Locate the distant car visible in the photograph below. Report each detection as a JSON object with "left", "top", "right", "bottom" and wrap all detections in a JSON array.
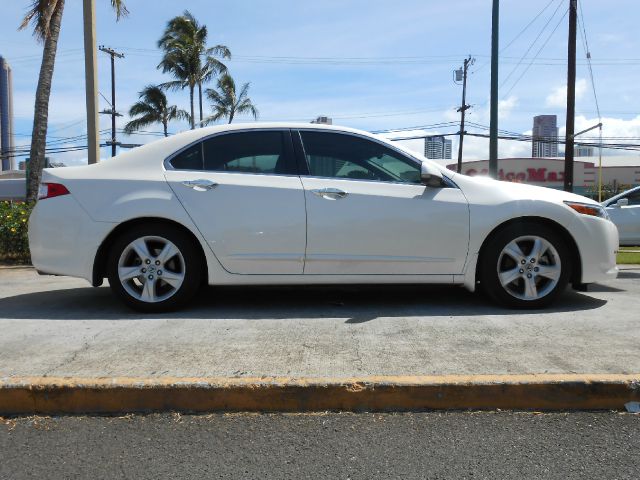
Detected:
[
  {"left": 602, "top": 186, "right": 640, "bottom": 246},
  {"left": 28, "top": 123, "right": 618, "bottom": 312}
]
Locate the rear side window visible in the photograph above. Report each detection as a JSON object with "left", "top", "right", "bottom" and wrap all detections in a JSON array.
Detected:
[
  {"left": 202, "top": 131, "right": 295, "bottom": 175},
  {"left": 170, "top": 143, "right": 203, "bottom": 170}
]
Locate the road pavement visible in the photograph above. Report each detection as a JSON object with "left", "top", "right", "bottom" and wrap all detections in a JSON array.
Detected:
[
  {"left": 1, "top": 412, "right": 638, "bottom": 479},
  {"left": 1, "top": 267, "right": 639, "bottom": 378}
]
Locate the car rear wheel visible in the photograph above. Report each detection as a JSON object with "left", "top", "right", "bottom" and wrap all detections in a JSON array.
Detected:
[
  {"left": 480, "top": 222, "right": 571, "bottom": 308},
  {"left": 107, "top": 224, "right": 202, "bottom": 312}
]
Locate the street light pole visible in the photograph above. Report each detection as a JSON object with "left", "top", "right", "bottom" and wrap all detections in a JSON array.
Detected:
[
  {"left": 489, "top": 0, "right": 499, "bottom": 178},
  {"left": 82, "top": 0, "right": 100, "bottom": 164}
]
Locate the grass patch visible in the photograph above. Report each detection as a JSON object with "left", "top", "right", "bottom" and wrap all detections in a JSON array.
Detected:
[{"left": 617, "top": 247, "right": 640, "bottom": 265}]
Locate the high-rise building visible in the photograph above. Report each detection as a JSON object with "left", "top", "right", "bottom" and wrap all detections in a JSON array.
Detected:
[
  {"left": 0, "top": 55, "right": 15, "bottom": 171},
  {"left": 424, "top": 136, "right": 452, "bottom": 160},
  {"left": 532, "top": 115, "right": 558, "bottom": 158},
  {"left": 574, "top": 145, "right": 594, "bottom": 157},
  {"left": 311, "top": 116, "right": 332, "bottom": 125}
]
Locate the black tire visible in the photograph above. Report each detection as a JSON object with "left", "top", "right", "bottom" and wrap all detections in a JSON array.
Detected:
[
  {"left": 479, "top": 222, "right": 571, "bottom": 309},
  {"left": 106, "top": 223, "right": 203, "bottom": 312}
]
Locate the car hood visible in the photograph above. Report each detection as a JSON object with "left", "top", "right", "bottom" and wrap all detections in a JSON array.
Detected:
[{"left": 451, "top": 173, "right": 599, "bottom": 206}]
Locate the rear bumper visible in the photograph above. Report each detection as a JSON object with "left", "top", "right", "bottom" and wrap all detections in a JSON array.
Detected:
[{"left": 28, "top": 196, "right": 115, "bottom": 283}]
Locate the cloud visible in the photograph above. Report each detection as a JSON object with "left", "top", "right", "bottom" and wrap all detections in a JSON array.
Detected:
[
  {"left": 464, "top": 95, "right": 519, "bottom": 125},
  {"left": 560, "top": 114, "right": 640, "bottom": 156},
  {"left": 545, "top": 79, "right": 587, "bottom": 108}
]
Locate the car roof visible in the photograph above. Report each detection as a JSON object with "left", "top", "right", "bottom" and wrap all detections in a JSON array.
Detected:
[{"left": 93, "top": 122, "right": 449, "bottom": 178}]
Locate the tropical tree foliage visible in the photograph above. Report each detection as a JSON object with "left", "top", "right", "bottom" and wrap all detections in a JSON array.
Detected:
[
  {"left": 204, "top": 73, "right": 258, "bottom": 125},
  {"left": 124, "top": 85, "right": 189, "bottom": 137},
  {"left": 19, "top": 0, "right": 128, "bottom": 203},
  {"left": 157, "top": 11, "right": 230, "bottom": 128},
  {"left": 0, "top": 201, "right": 32, "bottom": 264}
]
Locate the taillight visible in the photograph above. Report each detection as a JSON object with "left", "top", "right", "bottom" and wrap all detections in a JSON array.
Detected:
[{"left": 38, "top": 183, "right": 70, "bottom": 200}]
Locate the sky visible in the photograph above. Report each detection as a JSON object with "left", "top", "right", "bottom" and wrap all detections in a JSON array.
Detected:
[{"left": 2, "top": 0, "right": 640, "bottom": 166}]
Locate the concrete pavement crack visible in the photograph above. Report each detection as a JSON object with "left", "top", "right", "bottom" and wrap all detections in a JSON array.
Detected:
[
  {"left": 349, "top": 327, "right": 364, "bottom": 373},
  {"left": 42, "top": 330, "right": 103, "bottom": 377}
]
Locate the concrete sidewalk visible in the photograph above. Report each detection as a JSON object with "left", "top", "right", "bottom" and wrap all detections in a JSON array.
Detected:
[{"left": 1, "top": 267, "right": 639, "bottom": 413}]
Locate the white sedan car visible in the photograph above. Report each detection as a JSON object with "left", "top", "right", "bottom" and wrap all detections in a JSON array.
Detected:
[
  {"left": 602, "top": 186, "right": 640, "bottom": 246},
  {"left": 29, "top": 123, "right": 618, "bottom": 311}
]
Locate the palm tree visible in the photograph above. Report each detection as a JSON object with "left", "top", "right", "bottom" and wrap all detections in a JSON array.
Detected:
[
  {"left": 123, "top": 85, "right": 190, "bottom": 137},
  {"left": 157, "top": 11, "right": 230, "bottom": 129},
  {"left": 204, "top": 73, "right": 258, "bottom": 125},
  {"left": 19, "top": 0, "right": 128, "bottom": 203}
]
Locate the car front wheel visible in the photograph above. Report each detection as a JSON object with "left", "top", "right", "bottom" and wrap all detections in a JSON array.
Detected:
[
  {"left": 480, "top": 222, "right": 571, "bottom": 308},
  {"left": 106, "top": 224, "right": 202, "bottom": 312}
]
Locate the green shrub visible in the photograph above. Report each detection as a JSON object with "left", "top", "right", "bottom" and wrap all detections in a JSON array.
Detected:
[{"left": 0, "top": 201, "right": 33, "bottom": 264}]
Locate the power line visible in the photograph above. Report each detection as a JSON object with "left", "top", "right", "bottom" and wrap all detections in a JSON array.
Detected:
[
  {"left": 473, "top": 0, "right": 561, "bottom": 74},
  {"left": 578, "top": 3, "right": 601, "bottom": 120},
  {"left": 502, "top": 7, "right": 569, "bottom": 99},
  {"left": 499, "top": 0, "right": 565, "bottom": 90}
]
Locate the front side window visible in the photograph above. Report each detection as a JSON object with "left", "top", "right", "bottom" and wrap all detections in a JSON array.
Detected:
[
  {"left": 299, "top": 131, "right": 421, "bottom": 183},
  {"left": 624, "top": 190, "right": 640, "bottom": 205},
  {"left": 202, "top": 130, "right": 294, "bottom": 175}
]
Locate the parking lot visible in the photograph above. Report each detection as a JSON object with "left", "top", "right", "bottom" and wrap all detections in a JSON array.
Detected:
[{"left": 1, "top": 266, "right": 639, "bottom": 379}]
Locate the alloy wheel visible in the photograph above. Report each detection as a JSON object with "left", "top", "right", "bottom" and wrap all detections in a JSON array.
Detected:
[
  {"left": 117, "top": 236, "right": 186, "bottom": 303},
  {"left": 496, "top": 235, "right": 562, "bottom": 301}
]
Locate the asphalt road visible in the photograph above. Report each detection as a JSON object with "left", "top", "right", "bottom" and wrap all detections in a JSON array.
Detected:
[
  {"left": 1, "top": 267, "right": 640, "bottom": 378},
  {"left": 1, "top": 412, "right": 638, "bottom": 479}
]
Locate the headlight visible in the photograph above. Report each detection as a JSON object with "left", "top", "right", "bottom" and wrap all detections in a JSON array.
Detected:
[{"left": 564, "top": 201, "right": 609, "bottom": 219}]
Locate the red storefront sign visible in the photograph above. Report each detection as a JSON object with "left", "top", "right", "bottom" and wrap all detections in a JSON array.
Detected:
[{"left": 463, "top": 167, "right": 565, "bottom": 183}]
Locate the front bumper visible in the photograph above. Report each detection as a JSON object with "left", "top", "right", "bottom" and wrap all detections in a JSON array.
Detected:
[{"left": 576, "top": 215, "right": 619, "bottom": 284}]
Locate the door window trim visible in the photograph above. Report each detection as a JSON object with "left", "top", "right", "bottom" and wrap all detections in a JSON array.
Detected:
[
  {"left": 294, "top": 128, "right": 456, "bottom": 187},
  {"left": 163, "top": 128, "right": 298, "bottom": 177}
]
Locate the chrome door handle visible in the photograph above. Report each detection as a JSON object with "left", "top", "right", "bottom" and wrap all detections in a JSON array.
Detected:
[
  {"left": 182, "top": 179, "right": 218, "bottom": 191},
  {"left": 311, "top": 187, "right": 348, "bottom": 199}
]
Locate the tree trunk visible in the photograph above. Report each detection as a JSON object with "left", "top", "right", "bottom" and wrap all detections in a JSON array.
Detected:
[
  {"left": 228, "top": 109, "right": 234, "bottom": 124},
  {"left": 197, "top": 81, "right": 203, "bottom": 124},
  {"left": 189, "top": 84, "right": 195, "bottom": 129},
  {"left": 163, "top": 117, "right": 168, "bottom": 137},
  {"left": 26, "top": 0, "right": 65, "bottom": 203}
]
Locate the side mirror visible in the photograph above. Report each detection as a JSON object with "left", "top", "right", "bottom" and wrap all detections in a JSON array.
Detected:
[
  {"left": 616, "top": 198, "right": 629, "bottom": 207},
  {"left": 420, "top": 162, "right": 444, "bottom": 188}
]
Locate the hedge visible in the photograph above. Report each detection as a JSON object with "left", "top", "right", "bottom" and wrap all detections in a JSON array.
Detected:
[{"left": 0, "top": 201, "right": 33, "bottom": 264}]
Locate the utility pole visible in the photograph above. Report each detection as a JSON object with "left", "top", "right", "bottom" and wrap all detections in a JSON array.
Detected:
[
  {"left": 563, "top": 0, "right": 578, "bottom": 192},
  {"left": 99, "top": 46, "right": 125, "bottom": 157},
  {"left": 489, "top": 0, "right": 499, "bottom": 178},
  {"left": 455, "top": 56, "right": 474, "bottom": 173},
  {"left": 83, "top": 0, "right": 100, "bottom": 164}
]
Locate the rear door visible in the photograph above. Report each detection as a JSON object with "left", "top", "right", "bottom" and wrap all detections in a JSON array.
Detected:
[
  {"left": 164, "top": 129, "right": 307, "bottom": 274},
  {"left": 295, "top": 129, "right": 470, "bottom": 275}
]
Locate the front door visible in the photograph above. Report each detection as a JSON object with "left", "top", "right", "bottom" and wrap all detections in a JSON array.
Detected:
[
  {"left": 296, "top": 130, "right": 470, "bottom": 275},
  {"left": 606, "top": 189, "right": 640, "bottom": 245},
  {"left": 165, "top": 129, "right": 306, "bottom": 274}
]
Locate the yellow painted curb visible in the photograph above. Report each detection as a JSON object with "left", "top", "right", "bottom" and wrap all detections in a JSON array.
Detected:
[{"left": 1, "top": 374, "right": 639, "bottom": 415}]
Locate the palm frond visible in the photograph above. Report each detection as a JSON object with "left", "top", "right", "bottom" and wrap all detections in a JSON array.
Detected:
[
  {"left": 19, "top": 0, "right": 61, "bottom": 41},
  {"left": 123, "top": 114, "right": 159, "bottom": 134},
  {"left": 236, "top": 99, "right": 259, "bottom": 120},
  {"left": 158, "top": 79, "right": 187, "bottom": 91},
  {"left": 110, "top": 0, "right": 129, "bottom": 20},
  {"left": 237, "top": 82, "right": 251, "bottom": 102},
  {"left": 208, "top": 45, "right": 231, "bottom": 59}
]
